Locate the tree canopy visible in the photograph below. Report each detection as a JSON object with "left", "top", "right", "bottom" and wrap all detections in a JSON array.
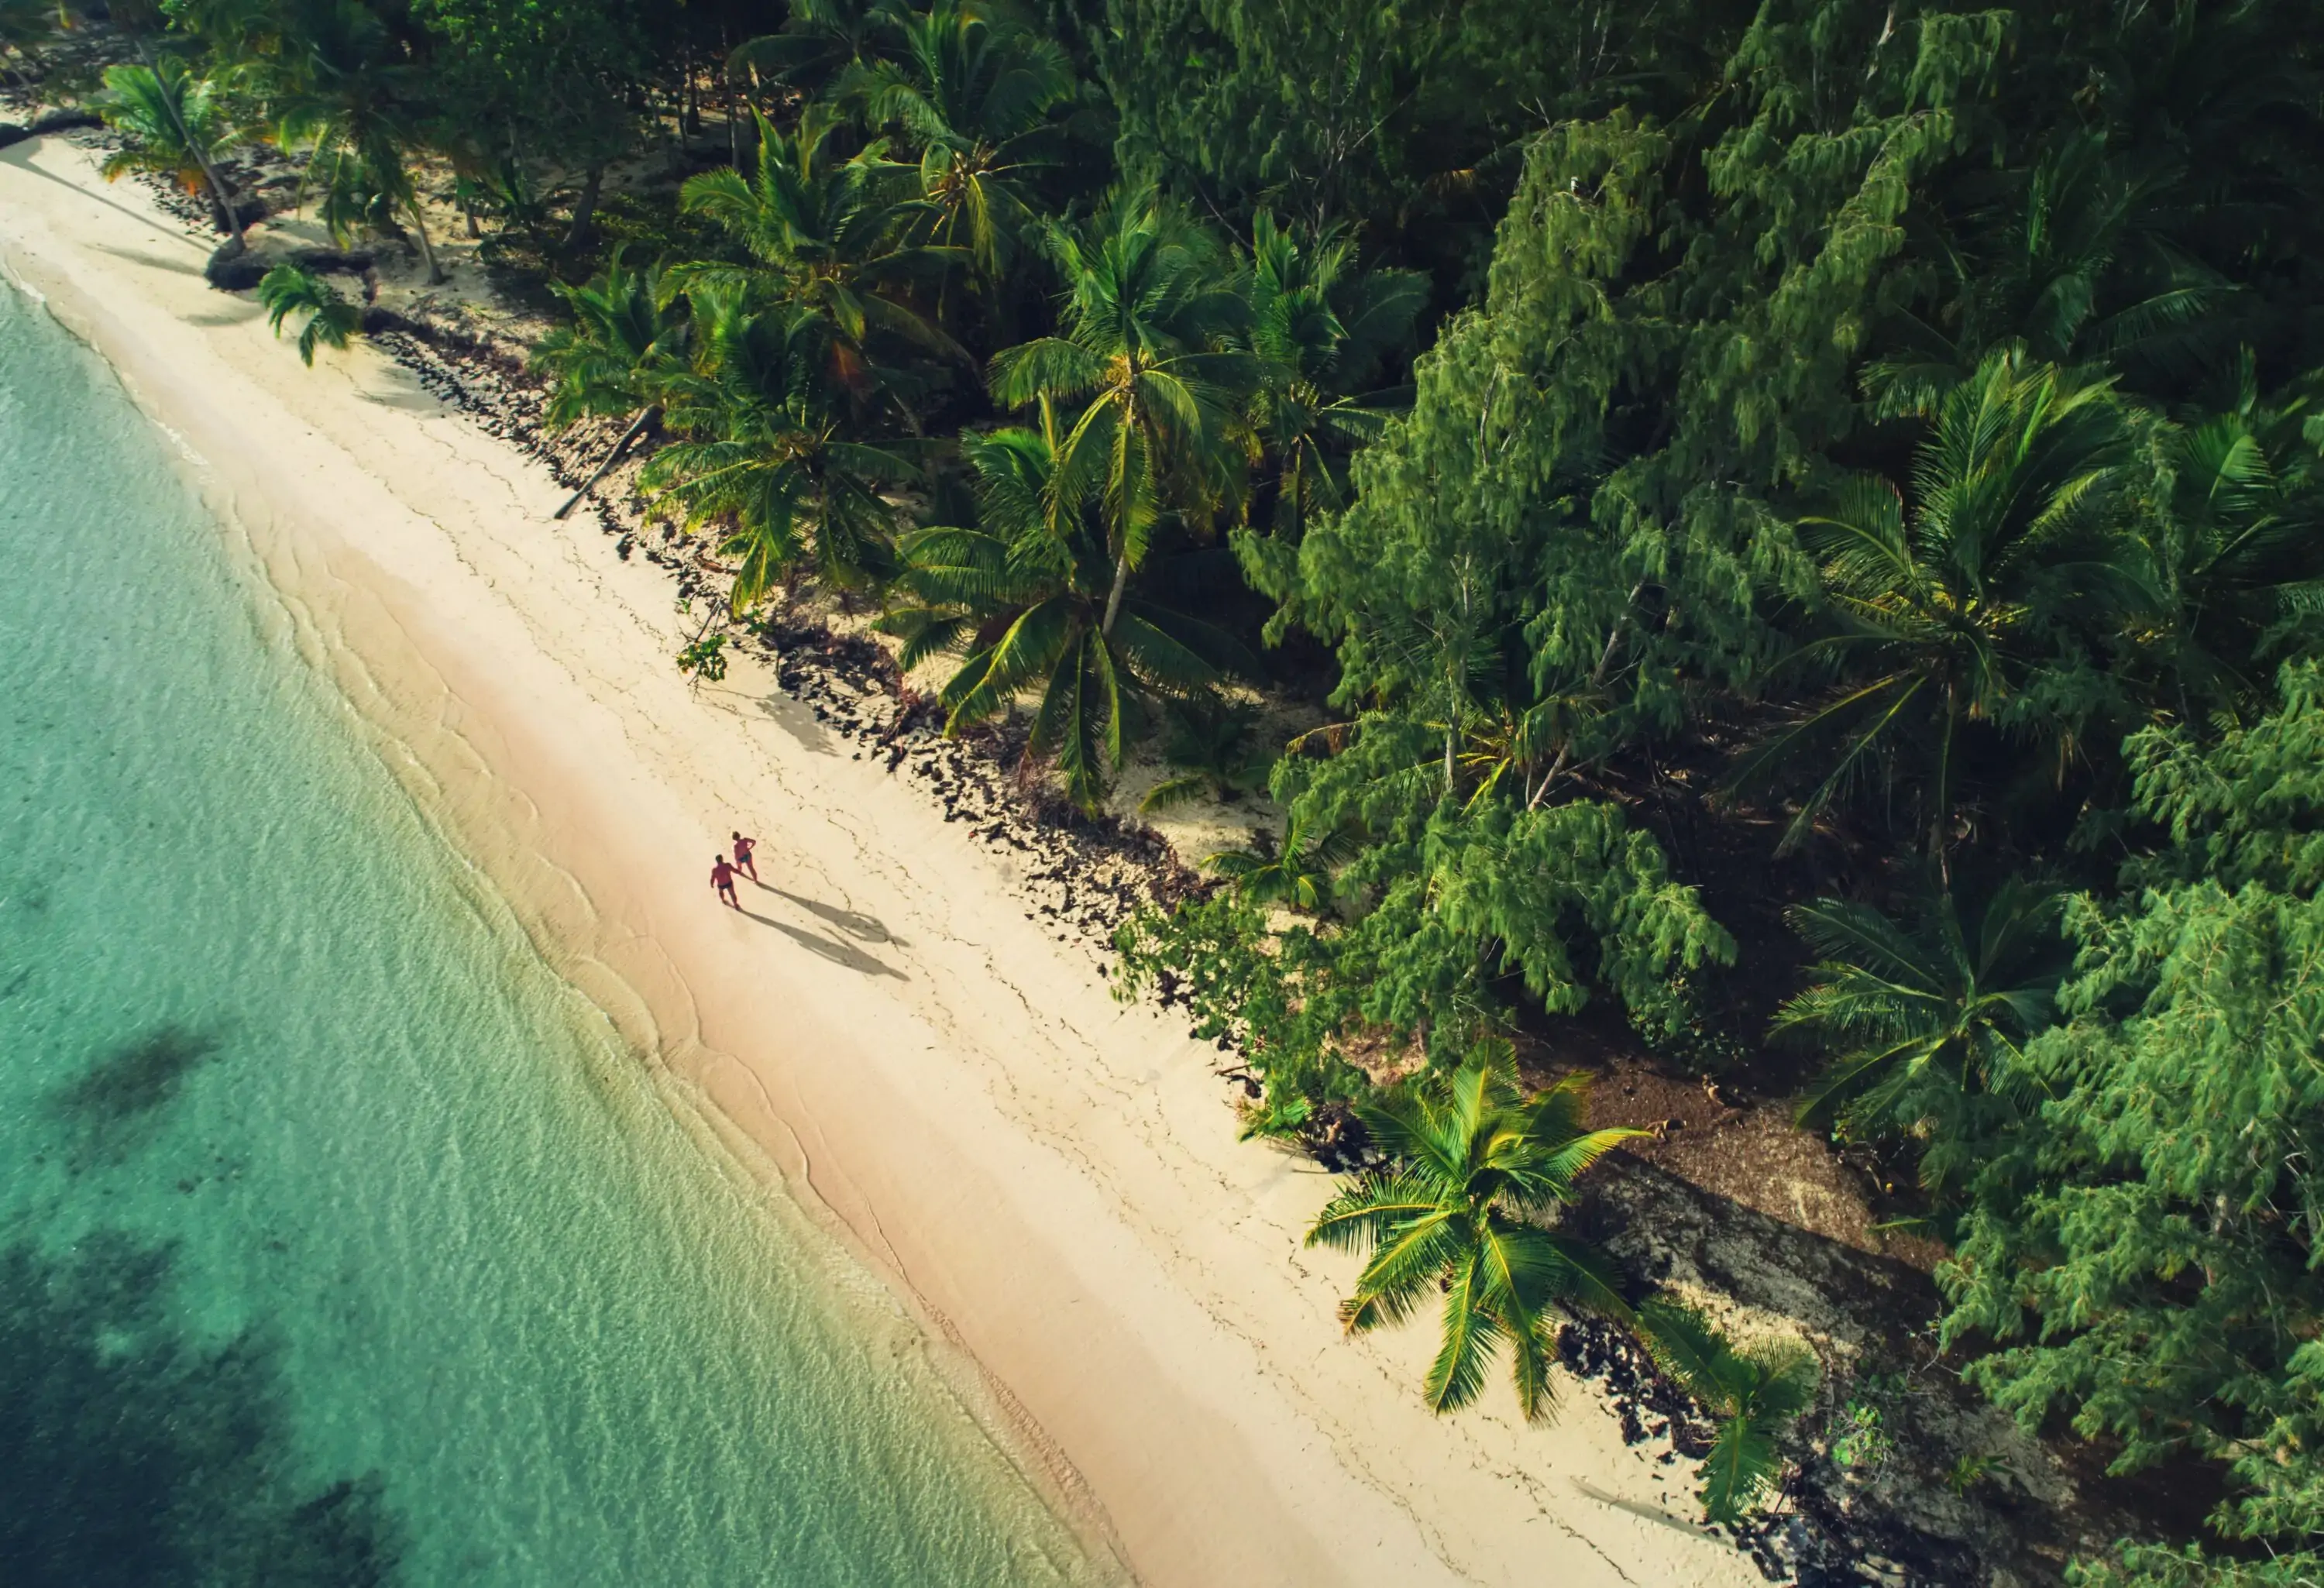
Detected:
[{"left": 125, "top": 0, "right": 2324, "bottom": 1568}]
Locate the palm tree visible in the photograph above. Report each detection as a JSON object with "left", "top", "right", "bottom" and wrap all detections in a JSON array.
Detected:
[
  {"left": 1306, "top": 1047, "right": 1643, "bottom": 1419},
  {"left": 727, "top": 0, "right": 892, "bottom": 98},
  {"left": 1243, "top": 214, "right": 1423, "bottom": 554},
  {"left": 1862, "top": 134, "right": 2239, "bottom": 418},
  {"left": 989, "top": 185, "right": 1252, "bottom": 638},
  {"left": 95, "top": 57, "right": 247, "bottom": 243},
  {"left": 1204, "top": 810, "right": 1355, "bottom": 912},
  {"left": 1635, "top": 1298, "right": 1820, "bottom": 1525},
  {"left": 878, "top": 416, "right": 1246, "bottom": 809},
  {"left": 0, "top": 0, "right": 70, "bottom": 64},
  {"left": 676, "top": 105, "right": 966, "bottom": 396},
  {"left": 256, "top": 263, "right": 359, "bottom": 364},
  {"left": 1138, "top": 696, "right": 1266, "bottom": 813},
  {"left": 641, "top": 290, "right": 920, "bottom": 603},
  {"left": 844, "top": 0, "right": 1075, "bottom": 282},
  {"left": 1772, "top": 875, "right": 2064, "bottom": 1186},
  {"left": 268, "top": 0, "right": 445, "bottom": 283},
  {"left": 1727, "top": 351, "right": 2133, "bottom": 865},
  {"left": 531, "top": 252, "right": 691, "bottom": 519},
  {"left": 2129, "top": 364, "right": 2324, "bottom": 723}
]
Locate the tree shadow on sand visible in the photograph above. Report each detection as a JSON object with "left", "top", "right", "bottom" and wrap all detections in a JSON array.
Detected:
[{"left": 0, "top": 1232, "right": 402, "bottom": 1587}]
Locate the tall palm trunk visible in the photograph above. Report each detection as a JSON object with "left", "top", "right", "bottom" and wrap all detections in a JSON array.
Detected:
[
  {"left": 1930, "top": 689, "right": 1961, "bottom": 884},
  {"left": 1099, "top": 546, "right": 1133, "bottom": 637},
  {"left": 552, "top": 405, "right": 657, "bottom": 520},
  {"left": 406, "top": 193, "right": 443, "bottom": 284},
  {"left": 132, "top": 34, "right": 243, "bottom": 248},
  {"left": 1098, "top": 395, "right": 1146, "bottom": 638},
  {"left": 562, "top": 164, "right": 604, "bottom": 253}
]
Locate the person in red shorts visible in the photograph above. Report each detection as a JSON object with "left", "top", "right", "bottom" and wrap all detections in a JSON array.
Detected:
[
  {"left": 710, "top": 854, "right": 740, "bottom": 909},
  {"left": 731, "top": 831, "right": 759, "bottom": 882}
]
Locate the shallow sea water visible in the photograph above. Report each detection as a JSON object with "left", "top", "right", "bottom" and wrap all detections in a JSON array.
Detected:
[{"left": 0, "top": 277, "right": 1105, "bottom": 1586}]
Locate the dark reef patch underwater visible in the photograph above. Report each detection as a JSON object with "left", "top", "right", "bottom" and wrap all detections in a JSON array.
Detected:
[{"left": 0, "top": 1231, "right": 401, "bottom": 1588}]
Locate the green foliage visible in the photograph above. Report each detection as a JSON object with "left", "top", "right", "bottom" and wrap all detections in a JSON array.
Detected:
[
  {"left": 1112, "top": 889, "right": 1370, "bottom": 1139},
  {"left": 1096, "top": 0, "right": 1675, "bottom": 284},
  {"left": 677, "top": 105, "right": 969, "bottom": 390},
  {"left": 1202, "top": 809, "right": 1352, "bottom": 912},
  {"left": 1307, "top": 1046, "right": 1643, "bottom": 1419},
  {"left": 2068, "top": 1543, "right": 2324, "bottom": 1588},
  {"left": 1729, "top": 352, "right": 2137, "bottom": 861},
  {"left": 255, "top": 263, "right": 359, "bottom": 364},
  {"left": 1774, "top": 875, "right": 2066, "bottom": 1185},
  {"left": 1636, "top": 1297, "right": 1821, "bottom": 1524},
  {"left": 676, "top": 629, "right": 728, "bottom": 685},
  {"left": 878, "top": 418, "right": 1247, "bottom": 808},
  {"left": 989, "top": 184, "right": 1252, "bottom": 626},
  {"left": 641, "top": 287, "right": 920, "bottom": 600},
  {"left": 0, "top": 0, "right": 72, "bottom": 60},
  {"left": 96, "top": 57, "right": 234, "bottom": 199},
  {"left": 1137, "top": 695, "right": 1265, "bottom": 812},
  {"left": 1827, "top": 1394, "right": 1895, "bottom": 1474},
  {"left": 1941, "top": 664, "right": 2324, "bottom": 1554},
  {"left": 160, "top": 0, "right": 2324, "bottom": 1564},
  {"left": 531, "top": 249, "right": 689, "bottom": 426},
  {"left": 2126, "top": 367, "right": 2324, "bottom": 724},
  {"left": 1235, "top": 211, "right": 1422, "bottom": 611},
  {"left": 842, "top": 0, "right": 1078, "bottom": 280},
  {"left": 414, "top": 0, "right": 648, "bottom": 177}
]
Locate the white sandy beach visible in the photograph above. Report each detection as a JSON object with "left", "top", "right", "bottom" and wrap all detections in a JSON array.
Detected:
[{"left": 0, "top": 136, "right": 1772, "bottom": 1588}]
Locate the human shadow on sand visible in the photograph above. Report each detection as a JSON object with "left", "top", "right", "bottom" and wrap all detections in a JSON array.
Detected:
[
  {"left": 760, "top": 887, "right": 902, "bottom": 947},
  {"left": 733, "top": 909, "right": 907, "bottom": 980}
]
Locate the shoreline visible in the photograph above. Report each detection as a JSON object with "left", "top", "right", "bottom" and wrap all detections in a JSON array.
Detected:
[{"left": 0, "top": 135, "right": 1770, "bottom": 1588}]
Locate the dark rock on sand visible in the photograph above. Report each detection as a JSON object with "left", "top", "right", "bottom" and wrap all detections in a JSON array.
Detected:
[{"left": 208, "top": 241, "right": 376, "bottom": 291}]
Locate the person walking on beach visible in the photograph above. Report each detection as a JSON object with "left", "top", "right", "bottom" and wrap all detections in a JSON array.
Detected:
[
  {"left": 710, "top": 854, "right": 740, "bottom": 909},
  {"left": 731, "top": 832, "right": 759, "bottom": 882}
]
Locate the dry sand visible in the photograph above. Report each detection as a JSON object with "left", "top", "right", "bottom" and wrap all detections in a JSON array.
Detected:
[{"left": 0, "top": 136, "right": 1774, "bottom": 1588}]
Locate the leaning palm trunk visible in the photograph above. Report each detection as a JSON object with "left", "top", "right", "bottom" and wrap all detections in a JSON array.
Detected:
[
  {"left": 131, "top": 35, "right": 243, "bottom": 247},
  {"left": 405, "top": 194, "right": 442, "bottom": 284},
  {"left": 1098, "top": 548, "right": 1133, "bottom": 637},
  {"left": 552, "top": 405, "right": 657, "bottom": 520}
]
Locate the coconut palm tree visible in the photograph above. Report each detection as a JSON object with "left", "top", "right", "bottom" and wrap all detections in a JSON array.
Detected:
[
  {"left": 676, "top": 105, "right": 967, "bottom": 396},
  {"left": 1139, "top": 696, "right": 1266, "bottom": 813},
  {"left": 844, "top": 0, "right": 1075, "bottom": 282},
  {"left": 1727, "top": 350, "right": 2135, "bottom": 865},
  {"left": 1773, "top": 875, "right": 2064, "bottom": 1186},
  {"left": 95, "top": 57, "right": 247, "bottom": 242},
  {"left": 641, "top": 290, "right": 920, "bottom": 602},
  {"left": 988, "top": 186, "right": 1252, "bottom": 638},
  {"left": 878, "top": 414, "right": 1246, "bottom": 809},
  {"left": 727, "top": 0, "right": 892, "bottom": 98},
  {"left": 268, "top": 0, "right": 445, "bottom": 283},
  {"left": 1307, "top": 1046, "right": 1643, "bottom": 1419},
  {"left": 2129, "top": 363, "right": 2324, "bottom": 724},
  {"left": 256, "top": 263, "right": 359, "bottom": 364},
  {"left": 1204, "top": 810, "right": 1356, "bottom": 912},
  {"left": 0, "top": 0, "right": 69, "bottom": 64},
  {"left": 531, "top": 252, "right": 691, "bottom": 519},
  {"left": 1636, "top": 1297, "right": 1820, "bottom": 1525},
  {"left": 1243, "top": 213, "right": 1423, "bottom": 552}
]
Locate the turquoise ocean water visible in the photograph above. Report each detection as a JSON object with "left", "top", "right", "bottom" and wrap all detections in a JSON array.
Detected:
[{"left": 0, "top": 278, "right": 1105, "bottom": 1586}]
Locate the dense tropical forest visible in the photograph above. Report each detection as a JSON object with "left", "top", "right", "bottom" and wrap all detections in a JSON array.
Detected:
[{"left": 11, "top": 0, "right": 2324, "bottom": 1576}]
